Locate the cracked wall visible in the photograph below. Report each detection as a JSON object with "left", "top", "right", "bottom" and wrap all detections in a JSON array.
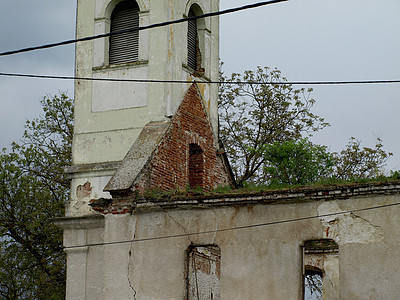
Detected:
[
  {"left": 63, "top": 194, "right": 400, "bottom": 299},
  {"left": 317, "top": 201, "right": 384, "bottom": 245}
]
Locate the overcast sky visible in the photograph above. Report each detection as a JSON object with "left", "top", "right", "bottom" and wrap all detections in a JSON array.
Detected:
[{"left": 1, "top": 0, "right": 399, "bottom": 170}]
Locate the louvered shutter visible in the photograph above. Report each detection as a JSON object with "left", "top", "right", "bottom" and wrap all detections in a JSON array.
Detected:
[
  {"left": 187, "top": 10, "right": 198, "bottom": 71},
  {"left": 109, "top": 1, "right": 139, "bottom": 65}
]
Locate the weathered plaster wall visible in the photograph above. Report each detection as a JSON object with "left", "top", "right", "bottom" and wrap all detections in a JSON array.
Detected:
[
  {"left": 73, "top": 0, "right": 219, "bottom": 166},
  {"left": 70, "top": 0, "right": 220, "bottom": 216},
  {"left": 60, "top": 191, "right": 400, "bottom": 299}
]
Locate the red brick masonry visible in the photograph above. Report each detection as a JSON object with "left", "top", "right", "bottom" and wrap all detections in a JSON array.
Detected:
[{"left": 133, "top": 83, "right": 231, "bottom": 193}]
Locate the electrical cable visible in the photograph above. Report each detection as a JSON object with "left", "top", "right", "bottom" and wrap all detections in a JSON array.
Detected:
[
  {"left": 1, "top": 72, "right": 399, "bottom": 85},
  {"left": 63, "top": 200, "right": 400, "bottom": 250},
  {"left": 0, "top": 0, "right": 288, "bottom": 57},
  {"left": 1, "top": 0, "right": 398, "bottom": 251}
]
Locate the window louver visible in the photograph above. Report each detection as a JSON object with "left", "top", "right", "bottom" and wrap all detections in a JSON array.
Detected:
[
  {"left": 109, "top": 1, "right": 139, "bottom": 65},
  {"left": 187, "top": 10, "right": 198, "bottom": 71}
]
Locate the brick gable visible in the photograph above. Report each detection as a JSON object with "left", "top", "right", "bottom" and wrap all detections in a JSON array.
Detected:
[
  {"left": 134, "top": 83, "right": 231, "bottom": 192},
  {"left": 105, "top": 83, "right": 233, "bottom": 198}
]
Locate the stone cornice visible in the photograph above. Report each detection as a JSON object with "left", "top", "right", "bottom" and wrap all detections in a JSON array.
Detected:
[{"left": 89, "top": 180, "right": 400, "bottom": 215}]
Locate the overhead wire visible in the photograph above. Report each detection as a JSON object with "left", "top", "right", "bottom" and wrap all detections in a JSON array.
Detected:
[
  {"left": 0, "top": 0, "right": 288, "bottom": 57},
  {"left": 63, "top": 200, "right": 400, "bottom": 250},
  {"left": 0, "top": 72, "right": 399, "bottom": 85},
  {"left": 1, "top": 0, "right": 398, "bottom": 86}
]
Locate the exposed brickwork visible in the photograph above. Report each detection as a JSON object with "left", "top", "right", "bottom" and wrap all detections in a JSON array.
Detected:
[
  {"left": 186, "top": 246, "right": 221, "bottom": 300},
  {"left": 134, "top": 83, "right": 231, "bottom": 193},
  {"left": 189, "top": 143, "right": 204, "bottom": 188},
  {"left": 89, "top": 198, "right": 133, "bottom": 215}
]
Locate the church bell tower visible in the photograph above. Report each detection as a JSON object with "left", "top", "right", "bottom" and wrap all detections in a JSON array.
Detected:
[{"left": 67, "top": 0, "right": 221, "bottom": 216}]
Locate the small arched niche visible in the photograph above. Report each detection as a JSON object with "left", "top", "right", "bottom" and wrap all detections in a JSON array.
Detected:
[{"left": 189, "top": 143, "right": 204, "bottom": 189}]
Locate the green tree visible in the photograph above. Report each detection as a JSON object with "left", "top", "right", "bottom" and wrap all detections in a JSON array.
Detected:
[
  {"left": 261, "top": 138, "right": 392, "bottom": 187},
  {"left": 263, "top": 138, "right": 335, "bottom": 185},
  {"left": 334, "top": 137, "right": 392, "bottom": 180},
  {"left": 219, "top": 65, "right": 393, "bottom": 186},
  {"left": 219, "top": 66, "right": 328, "bottom": 185},
  {"left": 0, "top": 93, "right": 73, "bottom": 299}
]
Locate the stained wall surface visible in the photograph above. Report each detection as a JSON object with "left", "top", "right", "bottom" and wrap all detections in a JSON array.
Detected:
[
  {"left": 73, "top": 0, "right": 220, "bottom": 166},
  {"left": 60, "top": 192, "right": 400, "bottom": 300}
]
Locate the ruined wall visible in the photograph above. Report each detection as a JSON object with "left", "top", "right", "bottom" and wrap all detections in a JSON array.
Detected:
[{"left": 60, "top": 185, "right": 400, "bottom": 299}]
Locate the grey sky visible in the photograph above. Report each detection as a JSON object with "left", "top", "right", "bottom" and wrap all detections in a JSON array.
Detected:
[
  {"left": 1, "top": 0, "right": 399, "bottom": 170},
  {"left": 0, "top": 0, "right": 76, "bottom": 151}
]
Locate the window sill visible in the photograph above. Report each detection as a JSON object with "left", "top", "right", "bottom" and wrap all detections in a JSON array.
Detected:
[
  {"left": 93, "top": 60, "right": 148, "bottom": 72},
  {"left": 182, "top": 64, "right": 211, "bottom": 82}
]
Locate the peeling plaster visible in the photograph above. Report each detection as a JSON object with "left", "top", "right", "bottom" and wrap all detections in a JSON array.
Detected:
[
  {"left": 76, "top": 182, "right": 92, "bottom": 199},
  {"left": 324, "top": 257, "right": 339, "bottom": 293},
  {"left": 72, "top": 200, "right": 87, "bottom": 212},
  {"left": 318, "top": 202, "right": 384, "bottom": 245},
  {"left": 188, "top": 246, "right": 221, "bottom": 299}
]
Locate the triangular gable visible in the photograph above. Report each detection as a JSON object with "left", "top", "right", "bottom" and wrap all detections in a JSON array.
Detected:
[{"left": 105, "top": 83, "right": 233, "bottom": 195}]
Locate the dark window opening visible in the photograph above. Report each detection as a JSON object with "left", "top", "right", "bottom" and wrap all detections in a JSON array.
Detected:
[
  {"left": 304, "top": 267, "right": 323, "bottom": 300},
  {"left": 109, "top": 0, "right": 140, "bottom": 65},
  {"left": 189, "top": 143, "right": 204, "bottom": 189}
]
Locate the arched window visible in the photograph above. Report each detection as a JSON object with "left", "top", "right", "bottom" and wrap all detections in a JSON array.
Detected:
[
  {"left": 109, "top": 0, "right": 140, "bottom": 65},
  {"left": 189, "top": 143, "right": 204, "bottom": 189},
  {"left": 304, "top": 266, "right": 323, "bottom": 300},
  {"left": 187, "top": 8, "right": 198, "bottom": 71},
  {"left": 187, "top": 5, "right": 205, "bottom": 74}
]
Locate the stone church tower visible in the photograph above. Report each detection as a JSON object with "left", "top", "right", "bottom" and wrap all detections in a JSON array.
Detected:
[{"left": 67, "top": 0, "right": 227, "bottom": 217}]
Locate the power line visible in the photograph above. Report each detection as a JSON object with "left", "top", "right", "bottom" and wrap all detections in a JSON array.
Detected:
[
  {"left": 1, "top": 72, "right": 399, "bottom": 86},
  {"left": 0, "top": 0, "right": 288, "bottom": 57},
  {"left": 63, "top": 200, "right": 400, "bottom": 250}
]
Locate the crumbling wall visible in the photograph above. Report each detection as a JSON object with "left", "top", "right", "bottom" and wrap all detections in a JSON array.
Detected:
[
  {"left": 186, "top": 246, "right": 221, "bottom": 300},
  {"left": 62, "top": 186, "right": 400, "bottom": 299}
]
